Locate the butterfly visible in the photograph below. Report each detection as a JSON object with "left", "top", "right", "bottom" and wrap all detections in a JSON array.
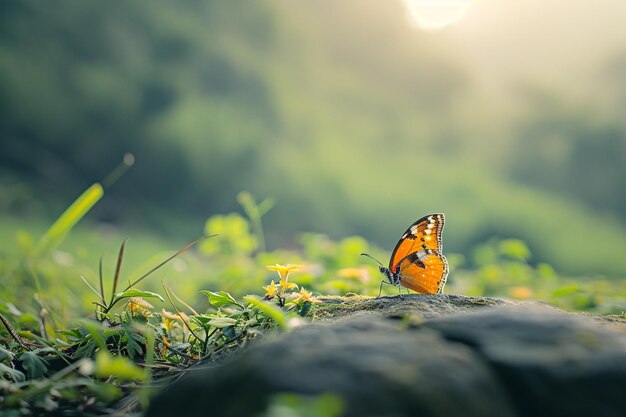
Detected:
[{"left": 363, "top": 213, "right": 448, "bottom": 295}]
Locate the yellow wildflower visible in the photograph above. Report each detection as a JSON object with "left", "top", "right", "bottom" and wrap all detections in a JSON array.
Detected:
[
  {"left": 265, "top": 264, "right": 302, "bottom": 280},
  {"left": 161, "top": 308, "right": 189, "bottom": 329},
  {"left": 161, "top": 336, "right": 170, "bottom": 356},
  {"left": 161, "top": 309, "right": 180, "bottom": 320},
  {"left": 263, "top": 280, "right": 279, "bottom": 298},
  {"left": 279, "top": 278, "right": 298, "bottom": 291},
  {"left": 292, "top": 287, "right": 321, "bottom": 305},
  {"left": 266, "top": 264, "right": 301, "bottom": 296},
  {"left": 127, "top": 297, "right": 153, "bottom": 317}
]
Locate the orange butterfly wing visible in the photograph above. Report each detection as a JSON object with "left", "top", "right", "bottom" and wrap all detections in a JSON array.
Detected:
[
  {"left": 389, "top": 213, "right": 445, "bottom": 269},
  {"left": 388, "top": 213, "right": 448, "bottom": 294},
  {"left": 395, "top": 250, "right": 448, "bottom": 294}
]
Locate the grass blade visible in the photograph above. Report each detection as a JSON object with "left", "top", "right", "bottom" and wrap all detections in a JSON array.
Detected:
[
  {"left": 80, "top": 275, "right": 104, "bottom": 302},
  {"left": 125, "top": 236, "right": 212, "bottom": 290},
  {"left": 171, "top": 288, "right": 199, "bottom": 315},
  {"left": 99, "top": 256, "right": 105, "bottom": 305},
  {"left": 110, "top": 239, "right": 128, "bottom": 305},
  {"left": 37, "top": 183, "right": 104, "bottom": 254},
  {"left": 162, "top": 283, "right": 201, "bottom": 343},
  {"left": 0, "top": 312, "right": 28, "bottom": 349},
  {"left": 102, "top": 236, "right": 215, "bottom": 315}
]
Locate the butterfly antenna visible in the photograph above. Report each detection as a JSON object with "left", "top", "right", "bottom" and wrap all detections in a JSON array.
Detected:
[{"left": 360, "top": 253, "right": 384, "bottom": 268}]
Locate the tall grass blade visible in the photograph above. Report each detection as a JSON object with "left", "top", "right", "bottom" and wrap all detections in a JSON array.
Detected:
[
  {"left": 162, "top": 283, "right": 201, "bottom": 342},
  {"left": 37, "top": 183, "right": 104, "bottom": 254},
  {"left": 0, "top": 312, "right": 28, "bottom": 349},
  {"left": 99, "top": 257, "right": 105, "bottom": 305},
  {"left": 102, "top": 153, "right": 135, "bottom": 189},
  {"left": 110, "top": 239, "right": 128, "bottom": 305},
  {"left": 80, "top": 275, "right": 104, "bottom": 302},
  {"left": 125, "top": 236, "right": 211, "bottom": 290}
]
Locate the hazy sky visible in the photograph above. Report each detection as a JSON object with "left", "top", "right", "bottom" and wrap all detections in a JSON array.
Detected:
[{"left": 439, "top": 0, "right": 626, "bottom": 98}]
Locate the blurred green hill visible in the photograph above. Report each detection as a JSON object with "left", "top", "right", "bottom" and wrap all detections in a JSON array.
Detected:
[{"left": 1, "top": 0, "right": 626, "bottom": 277}]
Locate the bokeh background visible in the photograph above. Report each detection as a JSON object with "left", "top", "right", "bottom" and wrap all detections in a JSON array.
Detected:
[{"left": 1, "top": 0, "right": 626, "bottom": 289}]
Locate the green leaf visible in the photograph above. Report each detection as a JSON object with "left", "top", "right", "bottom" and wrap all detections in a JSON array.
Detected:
[
  {"left": 201, "top": 291, "right": 241, "bottom": 308},
  {"left": 94, "top": 351, "right": 146, "bottom": 381},
  {"left": 208, "top": 317, "right": 238, "bottom": 328},
  {"left": 57, "top": 328, "right": 83, "bottom": 339},
  {"left": 123, "top": 325, "right": 144, "bottom": 359},
  {"left": 0, "top": 346, "right": 14, "bottom": 362},
  {"left": 244, "top": 296, "right": 288, "bottom": 330},
  {"left": 74, "top": 343, "right": 97, "bottom": 360},
  {"left": 298, "top": 301, "right": 312, "bottom": 317},
  {"left": 77, "top": 320, "right": 108, "bottom": 350},
  {"left": 222, "top": 326, "right": 237, "bottom": 339},
  {"left": 114, "top": 289, "right": 164, "bottom": 303},
  {"left": 189, "top": 314, "right": 220, "bottom": 326},
  {"left": 18, "top": 351, "right": 49, "bottom": 379},
  {"left": 190, "top": 314, "right": 211, "bottom": 324},
  {"left": 0, "top": 363, "right": 25, "bottom": 382}
]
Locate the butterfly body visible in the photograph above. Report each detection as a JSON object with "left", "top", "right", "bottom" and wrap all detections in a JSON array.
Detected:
[{"left": 381, "top": 213, "right": 449, "bottom": 294}]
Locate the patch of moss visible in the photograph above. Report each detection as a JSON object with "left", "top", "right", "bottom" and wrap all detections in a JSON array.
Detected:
[{"left": 311, "top": 294, "right": 512, "bottom": 321}]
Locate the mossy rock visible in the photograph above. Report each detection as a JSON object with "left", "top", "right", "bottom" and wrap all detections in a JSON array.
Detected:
[{"left": 147, "top": 295, "right": 626, "bottom": 417}]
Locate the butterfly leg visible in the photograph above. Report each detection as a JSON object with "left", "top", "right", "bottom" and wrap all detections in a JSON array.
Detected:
[{"left": 376, "top": 280, "right": 395, "bottom": 298}]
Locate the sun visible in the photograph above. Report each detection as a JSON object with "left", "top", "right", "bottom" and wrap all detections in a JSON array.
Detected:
[{"left": 403, "top": 0, "right": 472, "bottom": 31}]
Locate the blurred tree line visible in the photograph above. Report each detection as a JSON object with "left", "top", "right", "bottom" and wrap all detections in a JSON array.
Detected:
[
  {"left": 0, "top": 1, "right": 277, "bottom": 223},
  {"left": 509, "top": 100, "right": 626, "bottom": 221}
]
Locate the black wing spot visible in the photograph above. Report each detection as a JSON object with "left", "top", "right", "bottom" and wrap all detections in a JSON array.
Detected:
[{"left": 407, "top": 253, "right": 426, "bottom": 269}]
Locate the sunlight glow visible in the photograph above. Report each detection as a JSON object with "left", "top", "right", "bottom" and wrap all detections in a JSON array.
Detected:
[{"left": 403, "top": 0, "right": 471, "bottom": 31}]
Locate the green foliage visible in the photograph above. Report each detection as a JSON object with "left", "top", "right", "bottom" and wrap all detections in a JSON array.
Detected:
[
  {"left": 201, "top": 290, "right": 242, "bottom": 309},
  {"left": 0, "top": 363, "right": 25, "bottom": 382},
  {"left": 114, "top": 289, "right": 164, "bottom": 304},
  {"left": 244, "top": 296, "right": 289, "bottom": 330},
  {"left": 237, "top": 191, "right": 274, "bottom": 253},
  {"left": 451, "top": 238, "right": 625, "bottom": 314},
  {"left": 202, "top": 213, "right": 257, "bottom": 256},
  {"left": 18, "top": 350, "right": 49, "bottom": 379}
]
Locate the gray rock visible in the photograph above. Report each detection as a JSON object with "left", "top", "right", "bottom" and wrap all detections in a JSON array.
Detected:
[
  {"left": 424, "top": 305, "right": 626, "bottom": 417},
  {"left": 146, "top": 295, "right": 626, "bottom": 417}
]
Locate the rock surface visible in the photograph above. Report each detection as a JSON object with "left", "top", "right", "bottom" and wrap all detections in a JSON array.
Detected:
[
  {"left": 313, "top": 293, "right": 513, "bottom": 320},
  {"left": 146, "top": 294, "right": 626, "bottom": 417}
]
